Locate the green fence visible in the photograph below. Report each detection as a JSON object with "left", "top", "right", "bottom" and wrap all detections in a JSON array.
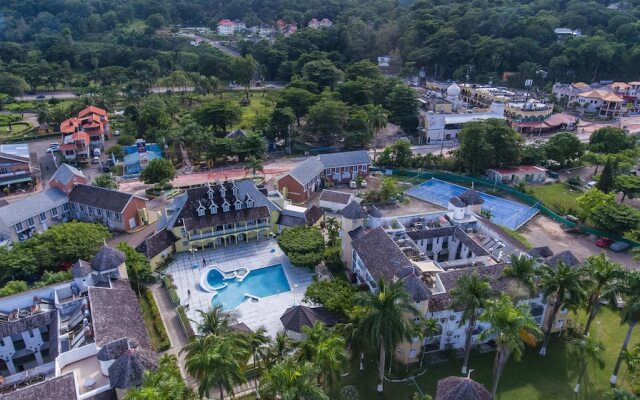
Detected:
[{"left": 374, "top": 167, "right": 639, "bottom": 247}]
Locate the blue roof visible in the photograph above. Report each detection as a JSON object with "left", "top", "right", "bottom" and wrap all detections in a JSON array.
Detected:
[{"left": 0, "top": 143, "right": 30, "bottom": 160}]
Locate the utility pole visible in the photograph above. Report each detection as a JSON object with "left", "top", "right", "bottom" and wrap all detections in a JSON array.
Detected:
[{"left": 287, "top": 124, "right": 292, "bottom": 155}]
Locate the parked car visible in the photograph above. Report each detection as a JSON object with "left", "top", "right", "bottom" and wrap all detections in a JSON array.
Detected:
[
  {"left": 610, "top": 241, "right": 631, "bottom": 252},
  {"left": 36, "top": 95, "right": 45, "bottom": 99},
  {"left": 360, "top": 180, "right": 368, "bottom": 188},
  {"left": 596, "top": 237, "right": 614, "bottom": 248},
  {"left": 349, "top": 180, "right": 357, "bottom": 189},
  {"left": 586, "top": 181, "right": 597, "bottom": 189},
  {"left": 114, "top": 130, "right": 120, "bottom": 136},
  {"left": 92, "top": 156, "right": 99, "bottom": 164},
  {"left": 49, "top": 142, "right": 60, "bottom": 147}
]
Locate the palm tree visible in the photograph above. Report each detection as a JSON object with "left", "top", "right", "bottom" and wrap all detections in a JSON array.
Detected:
[
  {"left": 583, "top": 253, "right": 623, "bottom": 336},
  {"left": 259, "top": 358, "right": 329, "bottom": 400},
  {"left": 450, "top": 272, "right": 493, "bottom": 374},
  {"left": 480, "top": 208, "right": 493, "bottom": 220},
  {"left": 267, "top": 331, "right": 296, "bottom": 366},
  {"left": 193, "top": 304, "right": 239, "bottom": 336},
  {"left": 355, "top": 279, "right": 420, "bottom": 392},
  {"left": 611, "top": 271, "right": 640, "bottom": 386},
  {"left": 366, "top": 104, "right": 388, "bottom": 140},
  {"left": 324, "top": 217, "right": 340, "bottom": 246},
  {"left": 296, "top": 322, "right": 347, "bottom": 388},
  {"left": 335, "top": 313, "right": 366, "bottom": 371},
  {"left": 244, "top": 156, "right": 264, "bottom": 178},
  {"left": 479, "top": 294, "right": 543, "bottom": 397},
  {"left": 247, "top": 327, "right": 271, "bottom": 398},
  {"left": 573, "top": 337, "right": 605, "bottom": 395},
  {"left": 419, "top": 318, "right": 440, "bottom": 368},
  {"left": 537, "top": 261, "right": 586, "bottom": 355},
  {"left": 125, "top": 355, "right": 195, "bottom": 400},
  {"left": 502, "top": 253, "right": 538, "bottom": 296},
  {"left": 182, "top": 334, "right": 250, "bottom": 399},
  {"left": 604, "top": 388, "right": 638, "bottom": 400}
]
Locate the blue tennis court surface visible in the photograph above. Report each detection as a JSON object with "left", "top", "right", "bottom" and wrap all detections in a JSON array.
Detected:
[{"left": 405, "top": 179, "right": 539, "bottom": 230}]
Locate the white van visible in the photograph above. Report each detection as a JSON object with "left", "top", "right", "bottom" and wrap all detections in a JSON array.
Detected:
[
  {"left": 586, "top": 181, "right": 597, "bottom": 189},
  {"left": 93, "top": 148, "right": 101, "bottom": 157}
]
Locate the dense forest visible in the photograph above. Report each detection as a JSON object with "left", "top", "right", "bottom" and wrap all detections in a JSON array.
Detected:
[{"left": 2, "top": 0, "right": 640, "bottom": 92}]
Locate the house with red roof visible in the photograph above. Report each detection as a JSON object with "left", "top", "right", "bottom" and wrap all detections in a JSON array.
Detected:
[
  {"left": 217, "top": 19, "right": 236, "bottom": 35},
  {"left": 59, "top": 106, "right": 110, "bottom": 164}
]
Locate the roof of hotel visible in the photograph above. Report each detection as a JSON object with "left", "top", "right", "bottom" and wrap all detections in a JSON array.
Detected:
[
  {"left": 407, "top": 227, "right": 490, "bottom": 257},
  {"left": 108, "top": 345, "right": 159, "bottom": 389},
  {"left": 69, "top": 184, "right": 144, "bottom": 213},
  {"left": 459, "top": 188, "right": 484, "bottom": 205},
  {"left": 286, "top": 156, "right": 325, "bottom": 186},
  {"left": 135, "top": 229, "right": 177, "bottom": 259},
  {"left": 319, "top": 189, "right": 352, "bottom": 204},
  {"left": 352, "top": 227, "right": 414, "bottom": 282},
  {"left": 318, "top": 150, "right": 371, "bottom": 168},
  {"left": 71, "top": 259, "right": 92, "bottom": 278},
  {"left": 578, "top": 89, "right": 623, "bottom": 102},
  {"left": 367, "top": 205, "right": 383, "bottom": 218},
  {"left": 280, "top": 305, "right": 340, "bottom": 333},
  {"left": 0, "top": 188, "right": 68, "bottom": 226},
  {"left": 341, "top": 201, "right": 368, "bottom": 219},
  {"left": 0, "top": 143, "right": 30, "bottom": 161},
  {"left": 545, "top": 250, "right": 580, "bottom": 267},
  {"left": 91, "top": 245, "right": 126, "bottom": 272},
  {"left": 78, "top": 105, "right": 107, "bottom": 118},
  {"left": 1, "top": 373, "right": 77, "bottom": 400}
]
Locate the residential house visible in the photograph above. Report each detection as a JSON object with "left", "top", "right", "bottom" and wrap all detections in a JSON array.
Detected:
[
  {"left": 276, "top": 204, "right": 323, "bottom": 231},
  {"left": 68, "top": 184, "right": 149, "bottom": 232},
  {"left": 217, "top": 19, "right": 235, "bottom": 35},
  {"left": 0, "top": 245, "right": 158, "bottom": 399},
  {"left": 48, "top": 164, "right": 88, "bottom": 195},
  {"left": 0, "top": 143, "right": 36, "bottom": 190},
  {"left": 488, "top": 165, "right": 547, "bottom": 184},
  {"left": 135, "top": 229, "right": 178, "bottom": 269},
  {"left": 577, "top": 90, "right": 624, "bottom": 117},
  {"left": 552, "top": 82, "right": 592, "bottom": 105},
  {"left": 554, "top": 28, "right": 582, "bottom": 40},
  {"left": 0, "top": 188, "right": 71, "bottom": 242},
  {"left": 319, "top": 189, "right": 355, "bottom": 213},
  {"left": 168, "top": 180, "right": 281, "bottom": 252},
  {"left": 60, "top": 132, "right": 91, "bottom": 165},
  {"left": 60, "top": 106, "right": 109, "bottom": 165},
  {"left": 277, "top": 150, "right": 371, "bottom": 203}
]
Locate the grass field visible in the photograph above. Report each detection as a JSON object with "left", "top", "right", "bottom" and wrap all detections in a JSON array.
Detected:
[
  {"left": 329, "top": 308, "right": 637, "bottom": 400},
  {"left": 0, "top": 122, "right": 32, "bottom": 138},
  {"left": 527, "top": 183, "right": 581, "bottom": 214}
]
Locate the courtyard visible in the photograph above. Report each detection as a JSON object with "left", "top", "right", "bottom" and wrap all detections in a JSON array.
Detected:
[{"left": 165, "top": 239, "right": 315, "bottom": 337}]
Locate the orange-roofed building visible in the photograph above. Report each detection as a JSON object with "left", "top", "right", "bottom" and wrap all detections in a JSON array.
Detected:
[
  {"left": 59, "top": 105, "right": 110, "bottom": 164},
  {"left": 577, "top": 89, "right": 623, "bottom": 118},
  {"left": 61, "top": 132, "right": 91, "bottom": 164},
  {"left": 78, "top": 105, "right": 107, "bottom": 119}
]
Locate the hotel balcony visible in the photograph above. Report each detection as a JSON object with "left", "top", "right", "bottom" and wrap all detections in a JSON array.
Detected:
[{"left": 189, "top": 222, "right": 269, "bottom": 241}]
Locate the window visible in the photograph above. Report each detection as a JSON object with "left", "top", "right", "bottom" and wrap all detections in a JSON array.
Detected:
[
  {"left": 87, "top": 207, "right": 94, "bottom": 215},
  {"left": 352, "top": 165, "right": 358, "bottom": 171},
  {"left": 232, "top": 187, "right": 238, "bottom": 195},
  {"left": 360, "top": 164, "right": 367, "bottom": 171},
  {"left": 27, "top": 217, "right": 35, "bottom": 227},
  {"left": 50, "top": 207, "right": 58, "bottom": 217},
  {"left": 180, "top": 227, "right": 187, "bottom": 234},
  {"left": 246, "top": 200, "right": 254, "bottom": 208},
  {"left": 210, "top": 206, "right": 217, "bottom": 214},
  {"left": 15, "top": 222, "right": 23, "bottom": 232},
  {"left": 114, "top": 213, "right": 121, "bottom": 221},
  {"left": 39, "top": 212, "right": 47, "bottom": 222},
  {"left": 197, "top": 208, "right": 205, "bottom": 216},
  {"left": 223, "top": 204, "right": 230, "bottom": 212},
  {"left": 234, "top": 202, "right": 241, "bottom": 210},
  {"left": 96, "top": 209, "right": 102, "bottom": 216},
  {"left": 105, "top": 211, "right": 112, "bottom": 219},
  {"left": 183, "top": 241, "right": 189, "bottom": 247},
  {"left": 79, "top": 205, "right": 85, "bottom": 212},
  {"left": 65, "top": 203, "right": 72, "bottom": 211}
]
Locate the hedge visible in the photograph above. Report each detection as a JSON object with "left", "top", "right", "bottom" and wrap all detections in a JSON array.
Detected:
[
  {"left": 176, "top": 306, "right": 195, "bottom": 337},
  {"left": 163, "top": 275, "right": 180, "bottom": 306},
  {"left": 141, "top": 289, "right": 171, "bottom": 351}
]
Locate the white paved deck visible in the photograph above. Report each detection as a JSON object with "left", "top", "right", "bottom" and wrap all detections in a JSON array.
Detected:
[{"left": 165, "top": 239, "right": 314, "bottom": 338}]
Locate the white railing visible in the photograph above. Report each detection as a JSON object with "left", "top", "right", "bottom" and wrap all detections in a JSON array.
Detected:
[{"left": 190, "top": 223, "right": 269, "bottom": 241}]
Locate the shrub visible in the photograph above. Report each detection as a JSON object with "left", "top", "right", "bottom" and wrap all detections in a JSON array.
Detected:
[
  {"left": 163, "top": 275, "right": 180, "bottom": 305},
  {"left": 323, "top": 246, "right": 343, "bottom": 273},
  {"left": 142, "top": 288, "right": 171, "bottom": 351},
  {"left": 176, "top": 306, "right": 195, "bottom": 337},
  {"left": 278, "top": 226, "right": 325, "bottom": 267}
]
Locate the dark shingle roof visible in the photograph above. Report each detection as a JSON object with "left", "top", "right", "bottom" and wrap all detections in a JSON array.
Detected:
[
  {"left": 224, "top": 129, "right": 247, "bottom": 139},
  {"left": 319, "top": 190, "right": 352, "bottom": 204},
  {"left": 287, "top": 157, "right": 325, "bottom": 185},
  {"left": 436, "top": 376, "right": 492, "bottom": 400},
  {"left": 403, "top": 274, "right": 432, "bottom": 303},
  {"left": 230, "top": 322, "right": 253, "bottom": 333},
  {"left": 348, "top": 226, "right": 366, "bottom": 240},
  {"left": 458, "top": 188, "right": 484, "bottom": 206},
  {"left": 0, "top": 311, "right": 54, "bottom": 339},
  {"left": 97, "top": 337, "right": 130, "bottom": 361},
  {"left": 528, "top": 246, "right": 554, "bottom": 258},
  {"left": 367, "top": 205, "right": 383, "bottom": 218},
  {"left": 135, "top": 229, "right": 177, "bottom": 259},
  {"left": 1, "top": 373, "right": 77, "bottom": 400},
  {"left": 277, "top": 214, "right": 306, "bottom": 227},
  {"left": 545, "top": 250, "right": 580, "bottom": 267},
  {"left": 108, "top": 344, "right": 159, "bottom": 389},
  {"left": 352, "top": 227, "right": 414, "bottom": 282},
  {"left": 449, "top": 196, "right": 466, "bottom": 207},
  {"left": 88, "top": 280, "right": 151, "bottom": 349},
  {"left": 304, "top": 205, "right": 324, "bottom": 225},
  {"left": 91, "top": 245, "right": 126, "bottom": 272},
  {"left": 318, "top": 150, "right": 371, "bottom": 168},
  {"left": 280, "top": 306, "right": 340, "bottom": 333},
  {"left": 71, "top": 259, "right": 92, "bottom": 278},
  {"left": 69, "top": 184, "right": 143, "bottom": 213},
  {"left": 341, "top": 201, "right": 367, "bottom": 219}
]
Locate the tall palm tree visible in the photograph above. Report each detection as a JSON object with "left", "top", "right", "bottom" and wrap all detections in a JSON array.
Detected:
[
  {"left": 573, "top": 337, "right": 605, "bottom": 395},
  {"left": 259, "top": 358, "right": 329, "bottom": 400},
  {"left": 479, "top": 294, "right": 543, "bottom": 397},
  {"left": 366, "top": 104, "right": 388, "bottom": 140},
  {"left": 296, "top": 322, "right": 347, "bottom": 388},
  {"left": 324, "top": 217, "right": 340, "bottom": 246},
  {"left": 247, "top": 327, "right": 271, "bottom": 398},
  {"left": 193, "top": 304, "right": 239, "bottom": 336},
  {"left": 244, "top": 156, "right": 264, "bottom": 178},
  {"left": 182, "top": 334, "right": 250, "bottom": 399},
  {"left": 267, "top": 331, "right": 296, "bottom": 366},
  {"left": 537, "top": 261, "right": 586, "bottom": 355},
  {"left": 611, "top": 271, "right": 640, "bottom": 386},
  {"left": 502, "top": 253, "right": 538, "bottom": 296},
  {"left": 450, "top": 272, "right": 493, "bottom": 374},
  {"left": 355, "top": 279, "right": 420, "bottom": 392},
  {"left": 419, "top": 318, "right": 440, "bottom": 368},
  {"left": 125, "top": 355, "right": 195, "bottom": 400},
  {"left": 583, "top": 253, "right": 624, "bottom": 336},
  {"left": 335, "top": 313, "right": 366, "bottom": 371}
]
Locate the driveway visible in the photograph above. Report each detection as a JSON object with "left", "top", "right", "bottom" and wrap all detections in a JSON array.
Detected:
[{"left": 520, "top": 214, "right": 638, "bottom": 268}]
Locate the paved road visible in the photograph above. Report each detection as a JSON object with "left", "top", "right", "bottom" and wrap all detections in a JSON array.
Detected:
[{"left": 176, "top": 32, "right": 241, "bottom": 57}]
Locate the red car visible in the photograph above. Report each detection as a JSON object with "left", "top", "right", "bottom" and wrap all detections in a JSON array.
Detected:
[{"left": 596, "top": 237, "right": 614, "bottom": 248}]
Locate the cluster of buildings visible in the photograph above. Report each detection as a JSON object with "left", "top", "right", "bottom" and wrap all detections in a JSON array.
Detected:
[
  {"left": 215, "top": 17, "right": 331, "bottom": 37},
  {"left": 0, "top": 245, "right": 158, "bottom": 400},
  {"left": 335, "top": 191, "right": 577, "bottom": 364},
  {"left": 0, "top": 144, "right": 38, "bottom": 192},
  {"left": 307, "top": 18, "right": 333, "bottom": 29},
  {"left": 0, "top": 164, "right": 149, "bottom": 243},
  {"left": 552, "top": 81, "right": 640, "bottom": 117},
  {"left": 60, "top": 107, "right": 110, "bottom": 165}
]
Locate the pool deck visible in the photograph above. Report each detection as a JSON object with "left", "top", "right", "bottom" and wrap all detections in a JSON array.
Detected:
[{"left": 165, "top": 239, "right": 315, "bottom": 338}]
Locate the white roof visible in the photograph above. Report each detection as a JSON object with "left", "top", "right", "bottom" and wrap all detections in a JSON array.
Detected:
[{"left": 445, "top": 112, "right": 505, "bottom": 125}]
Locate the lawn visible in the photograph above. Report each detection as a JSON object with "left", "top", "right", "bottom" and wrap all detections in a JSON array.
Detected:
[
  {"left": 329, "top": 307, "right": 638, "bottom": 400},
  {"left": 527, "top": 183, "right": 581, "bottom": 215},
  {"left": 0, "top": 122, "right": 32, "bottom": 138}
]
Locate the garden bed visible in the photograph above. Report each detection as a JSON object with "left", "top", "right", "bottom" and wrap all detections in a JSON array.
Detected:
[{"left": 138, "top": 288, "right": 171, "bottom": 351}]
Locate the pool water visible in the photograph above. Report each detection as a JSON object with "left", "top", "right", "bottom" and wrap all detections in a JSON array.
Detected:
[{"left": 209, "top": 264, "right": 291, "bottom": 310}]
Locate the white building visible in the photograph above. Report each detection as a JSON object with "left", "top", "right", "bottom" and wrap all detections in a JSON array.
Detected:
[
  {"left": 217, "top": 19, "right": 235, "bottom": 35},
  {"left": 488, "top": 166, "right": 547, "bottom": 184},
  {"left": 577, "top": 89, "right": 624, "bottom": 118},
  {"left": 423, "top": 103, "right": 506, "bottom": 144},
  {"left": 319, "top": 189, "right": 355, "bottom": 213}
]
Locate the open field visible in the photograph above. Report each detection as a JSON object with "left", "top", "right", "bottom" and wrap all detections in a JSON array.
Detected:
[{"left": 527, "top": 183, "right": 581, "bottom": 214}]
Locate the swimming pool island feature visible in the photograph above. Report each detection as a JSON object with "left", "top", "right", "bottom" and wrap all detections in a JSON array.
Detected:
[{"left": 198, "top": 264, "right": 292, "bottom": 310}]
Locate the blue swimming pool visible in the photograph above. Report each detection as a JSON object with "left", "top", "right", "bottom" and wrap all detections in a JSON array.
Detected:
[{"left": 209, "top": 264, "right": 291, "bottom": 310}]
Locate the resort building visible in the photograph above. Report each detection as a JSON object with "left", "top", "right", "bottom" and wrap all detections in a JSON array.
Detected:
[
  {"left": 168, "top": 180, "right": 282, "bottom": 252},
  {"left": 422, "top": 103, "right": 506, "bottom": 144},
  {"left": 577, "top": 90, "right": 623, "bottom": 118},
  {"left": 122, "top": 139, "right": 163, "bottom": 176},
  {"left": 505, "top": 100, "right": 553, "bottom": 123},
  {"left": 337, "top": 195, "right": 571, "bottom": 364},
  {"left": 0, "top": 143, "right": 37, "bottom": 190},
  {"left": 217, "top": 19, "right": 236, "bottom": 35},
  {"left": 318, "top": 189, "right": 355, "bottom": 213},
  {"left": 488, "top": 165, "right": 547, "bottom": 184},
  {"left": 275, "top": 204, "right": 323, "bottom": 231},
  {"left": 60, "top": 106, "right": 110, "bottom": 165},
  {"left": 135, "top": 229, "right": 178, "bottom": 270},
  {"left": 48, "top": 164, "right": 88, "bottom": 195},
  {"left": 278, "top": 150, "right": 371, "bottom": 203},
  {"left": 0, "top": 245, "right": 158, "bottom": 399}
]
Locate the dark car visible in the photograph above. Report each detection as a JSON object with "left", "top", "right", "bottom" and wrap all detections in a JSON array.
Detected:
[
  {"left": 610, "top": 241, "right": 631, "bottom": 252},
  {"left": 596, "top": 237, "right": 614, "bottom": 248},
  {"left": 36, "top": 95, "right": 46, "bottom": 99}
]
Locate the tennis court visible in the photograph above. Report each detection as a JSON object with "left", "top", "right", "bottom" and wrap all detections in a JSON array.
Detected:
[{"left": 405, "top": 179, "right": 539, "bottom": 230}]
